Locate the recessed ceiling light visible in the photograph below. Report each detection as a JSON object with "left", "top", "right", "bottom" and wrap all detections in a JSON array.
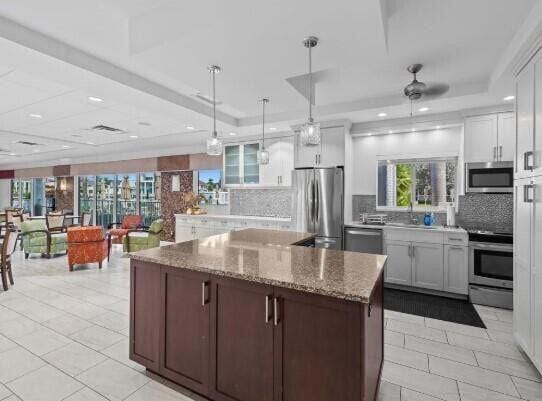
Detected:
[
  {"left": 8, "top": 153, "right": 16, "bottom": 156},
  {"left": 377, "top": 112, "right": 387, "bottom": 117},
  {"left": 62, "top": 145, "right": 71, "bottom": 149},
  {"left": 229, "top": 132, "right": 237, "bottom": 136},
  {"left": 436, "top": 126, "right": 441, "bottom": 129},
  {"left": 129, "top": 135, "right": 138, "bottom": 139},
  {"left": 367, "top": 133, "right": 372, "bottom": 136},
  {"left": 32, "top": 149, "right": 39, "bottom": 153},
  {"left": 88, "top": 96, "right": 103, "bottom": 102},
  {"left": 418, "top": 107, "right": 429, "bottom": 112},
  {"left": 269, "top": 127, "right": 277, "bottom": 131},
  {"left": 186, "top": 125, "right": 195, "bottom": 130},
  {"left": 85, "top": 141, "right": 95, "bottom": 145},
  {"left": 388, "top": 130, "right": 393, "bottom": 134},
  {"left": 29, "top": 113, "right": 42, "bottom": 119},
  {"left": 411, "top": 128, "right": 416, "bottom": 132},
  {"left": 503, "top": 95, "right": 515, "bottom": 101}
]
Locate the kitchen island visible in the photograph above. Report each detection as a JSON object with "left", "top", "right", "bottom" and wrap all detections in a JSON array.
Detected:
[{"left": 128, "top": 228, "right": 387, "bottom": 401}]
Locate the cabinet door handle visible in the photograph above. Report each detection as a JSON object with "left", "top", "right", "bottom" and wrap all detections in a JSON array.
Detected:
[
  {"left": 499, "top": 145, "right": 502, "bottom": 160},
  {"left": 265, "top": 295, "right": 273, "bottom": 323},
  {"left": 448, "top": 237, "right": 463, "bottom": 242},
  {"left": 524, "top": 151, "right": 534, "bottom": 171},
  {"left": 201, "top": 281, "right": 209, "bottom": 306},
  {"left": 315, "top": 154, "right": 318, "bottom": 165},
  {"left": 273, "top": 297, "right": 280, "bottom": 326},
  {"left": 449, "top": 246, "right": 464, "bottom": 250},
  {"left": 493, "top": 146, "right": 496, "bottom": 160},
  {"left": 524, "top": 184, "right": 534, "bottom": 203},
  {"left": 411, "top": 244, "right": 415, "bottom": 261},
  {"left": 407, "top": 244, "right": 411, "bottom": 257}
]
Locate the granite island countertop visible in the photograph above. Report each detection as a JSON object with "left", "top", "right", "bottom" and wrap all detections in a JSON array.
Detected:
[{"left": 128, "top": 228, "right": 387, "bottom": 303}]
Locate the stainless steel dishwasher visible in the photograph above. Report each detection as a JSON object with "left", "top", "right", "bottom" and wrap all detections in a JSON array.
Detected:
[{"left": 344, "top": 227, "right": 383, "bottom": 254}]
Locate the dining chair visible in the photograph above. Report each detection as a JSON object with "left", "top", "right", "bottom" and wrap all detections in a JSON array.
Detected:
[
  {"left": 1, "top": 228, "right": 17, "bottom": 290},
  {"left": 46, "top": 212, "right": 66, "bottom": 233}
]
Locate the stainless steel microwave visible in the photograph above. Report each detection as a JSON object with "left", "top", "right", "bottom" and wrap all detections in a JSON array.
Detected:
[{"left": 465, "top": 162, "right": 513, "bottom": 193}]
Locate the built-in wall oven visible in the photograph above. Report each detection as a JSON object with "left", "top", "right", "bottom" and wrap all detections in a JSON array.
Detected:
[
  {"left": 468, "top": 230, "right": 513, "bottom": 309},
  {"left": 465, "top": 162, "right": 513, "bottom": 193}
]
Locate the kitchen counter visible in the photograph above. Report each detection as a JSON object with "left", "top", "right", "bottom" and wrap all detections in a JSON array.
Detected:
[
  {"left": 129, "top": 228, "right": 385, "bottom": 401},
  {"left": 345, "top": 221, "right": 467, "bottom": 234},
  {"left": 129, "top": 228, "right": 386, "bottom": 303},
  {"left": 176, "top": 213, "right": 292, "bottom": 222}
]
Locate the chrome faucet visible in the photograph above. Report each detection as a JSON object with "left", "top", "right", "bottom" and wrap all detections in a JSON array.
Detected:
[{"left": 409, "top": 202, "right": 418, "bottom": 225}]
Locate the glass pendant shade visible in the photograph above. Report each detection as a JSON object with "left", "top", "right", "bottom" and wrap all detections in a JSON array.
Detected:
[
  {"left": 257, "top": 148, "right": 270, "bottom": 165},
  {"left": 300, "top": 120, "right": 321, "bottom": 145},
  {"left": 206, "top": 134, "right": 222, "bottom": 156}
]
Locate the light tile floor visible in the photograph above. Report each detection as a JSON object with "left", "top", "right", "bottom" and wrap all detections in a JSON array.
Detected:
[{"left": 0, "top": 247, "right": 540, "bottom": 401}]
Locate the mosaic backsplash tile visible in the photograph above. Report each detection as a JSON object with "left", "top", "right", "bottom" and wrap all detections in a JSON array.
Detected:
[
  {"left": 229, "top": 188, "right": 293, "bottom": 218},
  {"left": 352, "top": 193, "right": 513, "bottom": 231},
  {"left": 457, "top": 193, "right": 513, "bottom": 232}
]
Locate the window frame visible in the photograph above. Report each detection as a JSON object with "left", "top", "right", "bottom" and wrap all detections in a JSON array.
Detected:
[{"left": 375, "top": 155, "right": 459, "bottom": 213}]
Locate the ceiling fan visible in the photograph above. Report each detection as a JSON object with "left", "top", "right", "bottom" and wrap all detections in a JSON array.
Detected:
[{"left": 403, "top": 64, "right": 449, "bottom": 101}]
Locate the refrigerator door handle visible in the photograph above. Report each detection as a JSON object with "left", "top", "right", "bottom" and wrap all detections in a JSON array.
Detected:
[
  {"left": 315, "top": 178, "right": 319, "bottom": 224},
  {"left": 308, "top": 177, "right": 315, "bottom": 226}
]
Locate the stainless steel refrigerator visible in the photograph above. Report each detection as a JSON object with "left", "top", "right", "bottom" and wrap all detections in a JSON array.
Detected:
[{"left": 293, "top": 167, "right": 344, "bottom": 249}]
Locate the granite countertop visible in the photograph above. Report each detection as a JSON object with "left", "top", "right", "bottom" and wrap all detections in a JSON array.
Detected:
[
  {"left": 129, "top": 228, "right": 387, "bottom": 303},
  {"left": 176, "top": 214, "right": 292, "bottom": 222},
  {"left": 344, "top": 221, "right": 467, "bottom": 234}
]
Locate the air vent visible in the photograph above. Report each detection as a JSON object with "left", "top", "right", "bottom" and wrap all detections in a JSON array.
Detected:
[
  {"left": 91, "top": 124, "right": 125, "bottom": 133},
  {"left": 16, "top": 141, "right": 40, "bottom": 146}
]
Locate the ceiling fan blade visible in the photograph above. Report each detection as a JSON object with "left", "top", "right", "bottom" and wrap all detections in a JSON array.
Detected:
[{"left": 424, "top": 83, "right": 450, "bottom": 98}]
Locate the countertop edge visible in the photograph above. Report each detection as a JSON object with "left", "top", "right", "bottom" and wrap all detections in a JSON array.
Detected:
[{"left": 128, "top": 251, "right": 385, "bottom": 304}]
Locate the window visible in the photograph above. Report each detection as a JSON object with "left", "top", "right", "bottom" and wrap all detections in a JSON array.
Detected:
[
  {"left": 196, "top": 169, "right": 228, "bottom": 205},
  {"left": 140, "top": 172, "right": 161, "bottom": 226},
  {"left": 377, "top": 158, "right": 457, "bottom": 210}
]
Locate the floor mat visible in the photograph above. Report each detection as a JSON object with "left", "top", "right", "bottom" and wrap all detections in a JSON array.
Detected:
[{"left": 384, "top": 288, "right": 486, "bottom": 328}]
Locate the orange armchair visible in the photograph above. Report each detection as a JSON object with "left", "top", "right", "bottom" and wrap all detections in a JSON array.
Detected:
[
  {"left": 107, "top": 215, "right": 142, "bottom": 244},
  {"left": 67, "top": 226, "right": 108, "bottom": 271}
]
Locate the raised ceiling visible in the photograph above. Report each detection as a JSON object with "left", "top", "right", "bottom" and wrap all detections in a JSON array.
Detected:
[{"left": 0, "top": 0, "right": 538, "bottom": 168}]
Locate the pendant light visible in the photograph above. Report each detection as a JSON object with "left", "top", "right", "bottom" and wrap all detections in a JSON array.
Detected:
[
  {"left": 206, "top": 65, "right": 223, "bottom": 155},
  {"left": 300, "top": 36, "right": 320, "bottom": 146},
  {"left": 257, "top": 98, "right": 270, "bottom": 165}
]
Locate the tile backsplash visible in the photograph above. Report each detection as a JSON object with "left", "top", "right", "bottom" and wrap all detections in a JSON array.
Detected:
[
  {"left": 457, "top": 193, "right": 513, "bottom": 231},
  {"left": 352, "top": 193, "right": 513, "bottom": 231},
  {"left": 229, "top": 188, "right": 293, "bottom": 218}
]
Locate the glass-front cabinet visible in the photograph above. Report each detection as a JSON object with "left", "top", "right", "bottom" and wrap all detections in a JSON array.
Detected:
[{"left": 223, "top": 143, "right": 260, "bottom": 185}]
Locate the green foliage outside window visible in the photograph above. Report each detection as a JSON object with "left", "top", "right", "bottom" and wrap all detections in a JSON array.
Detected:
[{"left": 396, "top": 164, "right": 412, "bottom": 207}]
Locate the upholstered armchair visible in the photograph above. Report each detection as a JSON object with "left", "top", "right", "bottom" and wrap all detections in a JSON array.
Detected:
[
  {"left": 123, "top": 218, "right": 164, "bottom": 252},
  {"left": 21, "top": 220, "right": 68, "bottom": 258},
  {"left": 67, "top": 226, "right": 108, "bottom": 271},
  {"left": 107, "top": 215, "right": 142, "bottom": 244}
]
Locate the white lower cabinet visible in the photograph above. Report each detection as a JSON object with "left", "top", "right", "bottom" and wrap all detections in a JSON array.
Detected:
[
  {"left": 384, "top": 228, "right": 468, "bottom": 295},
  {"left": 443, "top": 245, "right": 469, "bottom": 294},
  {"left": 175, "top": 216, "right": 292, "bottom": 243},
  {"left": 384, "top": 240, "right": 412, "bottom": 286},
  {"left": 412, "top": 242, "right": 444, "bottom": 291}
]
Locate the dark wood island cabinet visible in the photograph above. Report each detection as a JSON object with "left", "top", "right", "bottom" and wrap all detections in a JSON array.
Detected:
[{"left": 129, "top": 229, "right": 386, "bottom": 401}]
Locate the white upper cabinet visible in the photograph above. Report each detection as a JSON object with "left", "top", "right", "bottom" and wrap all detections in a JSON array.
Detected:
[
  {"left": 465, "top": 114, "right": 498, "bottom": 162},
  {"left": 534, "top": 52, "right": 542, "bottom": 177},
  {"left": 497, "top": 112, "right": 515, "bottom": 162},
  {"left": 225, "top": 137, "right": 294, "bottom": 187},
  {"left": 260, "top": 136, "right": 294, "bottom": 186},
  {"left": 295, "top": 125, "right": 345, "bottom": 168},
  {"left": 516, "top": 62, "right": 535, "bottom": 178},
  {"left": 464, "top": 112, "right": 514, "bottom": 163}
]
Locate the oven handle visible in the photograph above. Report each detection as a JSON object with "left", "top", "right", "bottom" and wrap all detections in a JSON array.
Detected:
[{"left": 470, "top": 243, "right": 512, "bottom": 251}]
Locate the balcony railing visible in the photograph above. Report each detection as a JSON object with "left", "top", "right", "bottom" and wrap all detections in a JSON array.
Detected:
[{"left": 79, "top": 199, "right": 161, "bottom": 227}]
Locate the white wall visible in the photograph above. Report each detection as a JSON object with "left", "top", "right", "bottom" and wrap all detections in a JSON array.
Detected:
[
  {"left": 351, "top": 126, "right": 464, "bottom": 195},
  {"left": 0, "top": 180, "right": 10, "bottom": 208}
]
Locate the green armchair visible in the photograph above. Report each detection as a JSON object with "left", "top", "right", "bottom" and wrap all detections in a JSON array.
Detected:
[
  {"left": 123, "top": 219, "right": 164, "bottom": 252},
  {"left": 21, "top": 220, "right": 68, "bottom": 259}
]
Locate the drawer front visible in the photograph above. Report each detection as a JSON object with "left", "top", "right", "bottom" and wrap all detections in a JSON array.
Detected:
[
  {"left": 444, "top": 232, "right": 468, "bottom": 246},
  {"left": 385, "top": 228, "right": 444, "bottom": 244}
]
